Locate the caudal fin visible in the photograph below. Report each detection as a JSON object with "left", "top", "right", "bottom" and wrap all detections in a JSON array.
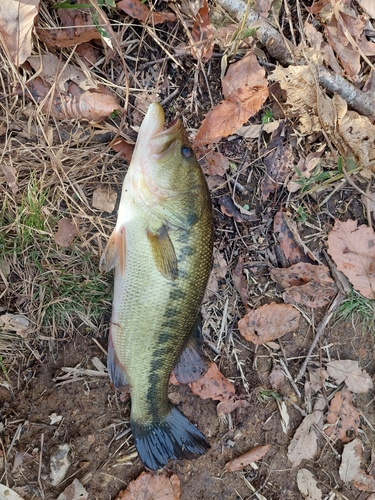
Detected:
[{"left": 131, "top": 407, "right": 209, "bottom": 470}]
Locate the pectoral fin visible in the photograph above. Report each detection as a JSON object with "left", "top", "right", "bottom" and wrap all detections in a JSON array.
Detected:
[
  {"left": 146, "top": 225, "right": 178, "bottom": 281},
  {"left": 99, "top": 225, "right": 126, "bottom": 275},
  {"left": 174, "top": 314, "right": 209, "bottom": 384}
]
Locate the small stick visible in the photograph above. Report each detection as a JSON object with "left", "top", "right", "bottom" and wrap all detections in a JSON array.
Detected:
[
  {"left": 295, "top": 292, "right": 345, "bottom": 383},
  {"left": 38, "top": 433, "right": 45, "bottom": 499}
]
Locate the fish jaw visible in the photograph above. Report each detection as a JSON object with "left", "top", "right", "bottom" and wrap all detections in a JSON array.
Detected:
[{"left": 130, "top": 102, "right": 165, "bottom": 167}]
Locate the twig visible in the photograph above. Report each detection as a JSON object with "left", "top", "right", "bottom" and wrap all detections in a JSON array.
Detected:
[
  {"left": 38, "top": 433, "right": 45, "bottom": 499},
  {"left": 295, "top": 292, "right": 345, "bottom": 383}
]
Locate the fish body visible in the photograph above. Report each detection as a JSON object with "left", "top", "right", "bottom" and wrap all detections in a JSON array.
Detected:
[{"left": 100, "top": 103, "right": 213, "bottom": 470}]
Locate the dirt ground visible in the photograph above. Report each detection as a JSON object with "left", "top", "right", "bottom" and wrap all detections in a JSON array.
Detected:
[{"left": 1, "top": 1, "right": 375, "bottom": 499}]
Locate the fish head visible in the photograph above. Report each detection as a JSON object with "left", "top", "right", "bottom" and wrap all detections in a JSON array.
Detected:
[{"left": 129, "top": 103, "right": 210, "bottom": 229}]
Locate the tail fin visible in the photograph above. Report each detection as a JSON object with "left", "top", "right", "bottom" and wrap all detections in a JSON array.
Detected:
[{"left": 131, "top": 407, "right": 209, "bottom": 470}]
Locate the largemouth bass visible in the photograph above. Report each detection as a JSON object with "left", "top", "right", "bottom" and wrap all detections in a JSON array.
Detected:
[{"left": 100, "top": 103, "right": 213, "bottom": 470}]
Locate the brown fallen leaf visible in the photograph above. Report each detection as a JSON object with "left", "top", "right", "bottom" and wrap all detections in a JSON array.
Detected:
[
  {"left": 269, "top": 366, "right": 286, "bottom": 391},
  {"left": 327, "top": 219, "right": 375, "bottom": 299},
  {"left": 261, "top": 123, "right": 295, "bottom": 201},
  {"left": 195, "top": 51, "right": 268, "bottom": 145},
  {"left": 296, "top": 469, "right": 322, "bottom": 500},
  {"left": 27, "top": 52, "right": 98, "bottom": 93},
  {"left": 195, "top": 86, "right": 269, "bottom": 145},
  {"left": 326, "top": 359, "right": 373, "bottom": 394},
  {"left": 0, "top": 313, "right": 31, "bottom": 338},
  {"left": 287, "top": 396, "right": 326, "bottom": 467},
  {"left": 117, "top": 0, "right": 176, "bottom": 25},
  {"left": 308, "top": 367, "right": 328, "bottom": 392},
  {"left": 219, "top": 196, "right": 256, "bottom": 222},
  {"left": 115, "top": 471, "right": 180, "bottom": 500},
  {"left": 232, "top": 256, "right": 249, "bottom": 311},
  {"left": 273, "top": 210, "right": 316, "bottom": 265},
  {"left": 339, "top": 438, "right": 375, "bottom": 492},
  {"left": 225, "top": 444, "right": 271, "bottom": 472},
  {"left": 235, "top": 120, "right": 280, "bottom": 139},
  {"left": 191, "top": 0, "right": 215, "bottom": 61},
  {"left": 287, "top": 144, "right": 326, "bottom": 193},
  {"left": 238, "top": 302, "right": 300, "bottom": 345},
  {"left": 270, "top": 262, "right": 337, "bottom": 308},
  {"left": 0, "top": 0, "right": 40, "bottom": 66},
  {"left": 271, "top": 66, "right": 375, "bottom": 172},
  {"left": 54, "top": 218, "right": 78, "bottom": 248},
  {"left": 205, "top": 249, "right": 228, "bottom": 299},
  {"left": 92, "top": 188, "right": 117, "bottom": 214},
  {"left": 198, "top": 149, "right": 229, "bottom": 177},
  {"left": 357, "top": 0, "right": 375, "bottom": 18},
  {"left": 57, "top": 479, "right": 88, "bottom": 500},
  {"left": 325, "top": 388, "right": 360, "bottom": 443},
  {"left": 216, "top": 398, "right": 250, "bottom": 417},
  {"left": 110, "top": 137, "right": 135, "bottom": 162},
  {"left": 18, "top": 79, "right": 120, "bottom": 122},
  {"left": 189, "top": 362, "right": 236, "bottom": 402}
]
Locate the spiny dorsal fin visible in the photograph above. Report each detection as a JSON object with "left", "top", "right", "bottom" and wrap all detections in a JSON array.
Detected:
[
  {"left": 99, "top": 225, "right": 126, "bottom": 275},
  {"left": 146, "top": 225, "right": 178, "bottom": 281}
]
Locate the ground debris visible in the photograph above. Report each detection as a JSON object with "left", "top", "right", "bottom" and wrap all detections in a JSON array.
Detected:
[{"left": 225, "top": 444, "right": 271, "bottom": 472}]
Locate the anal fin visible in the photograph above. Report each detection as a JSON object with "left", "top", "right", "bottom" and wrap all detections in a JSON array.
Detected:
[
  {"left": 107, "top": 330, "right": 128, "bottom": 393},
  {"left": 99, "top": 225, "right": 126, "bottom": 274},
  {"left": 173, "top": 314, "right": 209, "bottom": 384},
  {"left": 146, "top": 225, "right": 178, "bottom": 281}
]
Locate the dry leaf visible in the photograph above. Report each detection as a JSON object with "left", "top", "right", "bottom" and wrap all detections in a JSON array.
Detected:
[
  {"left": 115, "top": 471, "right": 181, "bottom": 500},
  {"left": 199, "top": 149, "right": 229, "bottom": 177},
  {"left": 271, "top": 66, "right": 375, "bottom": 170},
  {"left": 110, "top": 138, "right": 135, "bottom": 162},
  {"left": 0, "top": 313, "right": 31, "bottom": 338},
  {"left": 273, "top": 211, "right": 316, "bottom": 265},
  {"left": 191, "top": 0, "right": 215, "bottom": 61},
  {"left": 219, "top": 196, "right": 256, "bottom": 222},
  {"left": 235, "top": 120, "right": 280, "bottom": 139},
  {"left": 27, "top": 53, "right": 98, "bottom": 93},
  {"left": 339, "top": 438, "right": 375, "bottom": 491},
  {"left": 270, "top": 262, "right": 337, "bottom": 308},
  {"left": 92, "top": 187, "right": 117, "bottom": 214},
  {"left": 195, "top": 52, "right": 268, "bottom": 145},
  {"left": 277, "top": 400, "right": 290, "bottom": 434},
  {"left": 195, "top": 86, "right": 269, "bottom": 145},
  {"left": 0, "top": 0, "right": 40, "bottom": 66},
  {"left": 117, "top": 0, "right": 176, "bottom": 25},
  {"left": 296, "top": 469, "right": 322, "bottom": 500},
  {"left": 216, "top": 398, "right": 250, "bottom": 417},
  {"left": 205, "top": 249, "right": 228, "bottom": 299},
  {"left": 238, "top": 302, "right": 300, "bottom": 345},
  {"left": 287, "top": 396, "right": 326, "bottom": 467},
  {"left": 57, "top": 479, "right": 88, "bottom": 500},
  {"left": 225, "top": 444, "right": 271, "bottom": 472},
  {"left": 327, "top": 219, "right": 375, "bottom": 299},
  {"left": 327, "top": 359, "right": 373, "bottom": 393},
  {"left": 54, "top": 218, "right": 78, "bottom": 248},
  {"left": 0, "top": 484, "right": 25, "bottom": 500},
  {"left": 261, "top": 123, "right": 295, "bottom": 201},
  {"left": 287, "top": 145, "right": 326, "bottom": 193},
  {"left": 233, "top": 256, "right": 249, "bottom": 311},
  {"left": 19, "top": 79, "right": 119, "bottom": 122},
  {"left": 269, "top": 366, "right": 286, "bottom": 391},
  {"left": 189, "top": 362, "right": 236, "bottom": 402},
  {"left": 308, "top": 368, "right": 327, "bottom": 392},
  {"left": 325, "top": 388, "right": 360, "bottom": 443},
  {"left": 357, "top": 0, "right": 375, "bottom": 19}
]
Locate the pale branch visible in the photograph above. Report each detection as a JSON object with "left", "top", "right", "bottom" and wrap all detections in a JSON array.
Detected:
[{"left": 217, "top": 0, "right": 375, "bottom": 117}]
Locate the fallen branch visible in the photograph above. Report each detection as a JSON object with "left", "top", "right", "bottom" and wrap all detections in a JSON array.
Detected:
[{"left": 217, "top": 0, "right": 375, "bottom": 116}]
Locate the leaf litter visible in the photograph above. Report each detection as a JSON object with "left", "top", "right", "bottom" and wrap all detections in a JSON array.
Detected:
[{"left": 2, "top": 0, "right": 375, "bottom": 498}]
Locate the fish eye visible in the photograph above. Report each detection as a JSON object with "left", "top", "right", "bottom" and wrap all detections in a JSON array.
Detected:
[{"left": 181, "top": 146, "right": 193, "bottom": 159}]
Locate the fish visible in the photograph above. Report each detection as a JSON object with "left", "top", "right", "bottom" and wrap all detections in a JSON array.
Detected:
[{"left": 100, "top": 103, "right": 213, "bottom": 470}]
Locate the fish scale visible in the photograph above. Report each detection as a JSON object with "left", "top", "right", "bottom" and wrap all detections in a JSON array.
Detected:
[{"left": 100, "top": 103, "right": 213, "bottom": 470}]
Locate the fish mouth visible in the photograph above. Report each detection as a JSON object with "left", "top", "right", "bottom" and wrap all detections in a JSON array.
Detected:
[{"left": 134, "top": 103, "right": 183, "bottom": 157}]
